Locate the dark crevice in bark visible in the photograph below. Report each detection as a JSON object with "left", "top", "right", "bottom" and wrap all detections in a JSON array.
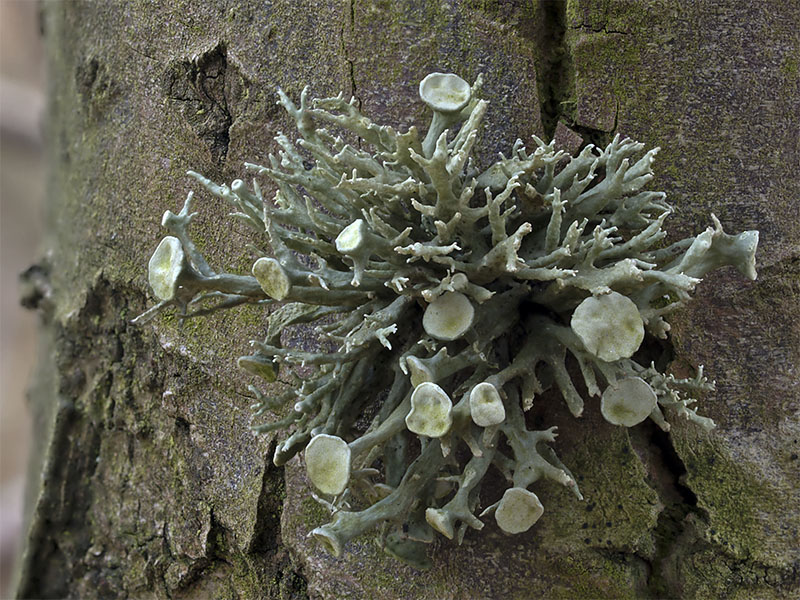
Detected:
[
  {"left": 529, "top": 1, "right": 620, "bottom": 149},
  {"left": 341, "top": 0, "right": 363, "bottom": 158},
  {"left": 16, "top": 276, "right": 145, "bottom": 598},
  {"left": 568, "top": 105, "right": 619, "bottom": 150},
  {"left": 530, "top": 0, "right": 571, "bottom": 142},
  {"left": 629, "top": 421, "right": 706, "bottom": 598},
  {"left": 249, "top": 442, "right": 285, "bottom": 554},
  {"left": 341, "top": 0, "right": 360, "bottom": 111},
  {"left": 163, "top": 43, "right": 233, "bottom": 165},
  {"left": 16, "top": 411, "right": 103, "bottom": 599},
  {"left": 173, "top": 488, "right": 309, "bottom": 600}
]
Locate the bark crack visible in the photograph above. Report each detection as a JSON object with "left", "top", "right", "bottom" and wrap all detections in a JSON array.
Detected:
[
  {"left": 16, "top": 276, "right": 148, "bottom": 598},
  {"left": 570, "top": 23, "right": 629, "bottom": 35},
  {"left": 163, "top": 43, "right": 233, "bottom": 165},
  {"left": 530, "top": 1, "right": 621, "bottom": 148},
  {"left": 341, "top": 0, "right": 360, "bottom": 111},
  {"left": 530, "top": 0, "right": 571, "bottom": 141},
  {"left": 628, "top": 421, "right": 709, "bottom": 598},
  {"left": 569, "top": 99, "right": 619, "bottom": 148}
]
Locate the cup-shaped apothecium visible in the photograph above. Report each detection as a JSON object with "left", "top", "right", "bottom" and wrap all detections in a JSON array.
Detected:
[
  {"left": 469, "top": 382, "right": 506, "bottom": 427},
  {"left": 334, "top": 218, "right": 383, "bottom": 286},
  {"left": 304, "top": 433, "right": 351, "bottom": 495},
  {"left": 335, "top": 219, "right": 369, "bottom": 254},
  {"left": 237, "top": 354, "right": 277, "bottom": 382},
  {"left": 422, "top": 291, "right": 475, "bottom": 341},
  {"left": 252, "top": 257, "right": 292, "bottom": 301},
  {"left": 148, "top": 236, "right": 186, "bottom": 301},
  {"left": 404, "top": 356, "right": 433, "bottom": 387},
  {"left": 419, "top": 73, "right": 473, "bottom": 157},
  {"left": 405, "top": 382, "right": 453, "bottom": 438},
  {"left": 495, "top": 487, "right": 545, "bottom": 534},
  {"left": 600, "top": 376, "right": 658, "bottom": 427},
  {"left": 571, "top": 291, "right": 644, "bottom": 361},
  {"left": 419, "top": 72, "right": 472, "bottom": 114},
  {"left": 424, "top": 507, "right": 455, "bottom": 539}
]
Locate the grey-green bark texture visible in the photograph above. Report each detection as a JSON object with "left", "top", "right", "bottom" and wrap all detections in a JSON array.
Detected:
[{"left": 15, "top": 1, "right": 798, "bottom": 598}]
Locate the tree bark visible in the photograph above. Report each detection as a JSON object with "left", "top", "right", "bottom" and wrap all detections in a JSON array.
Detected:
[{"left": 16, "top": 1, "right": 799, "bottom": 598}]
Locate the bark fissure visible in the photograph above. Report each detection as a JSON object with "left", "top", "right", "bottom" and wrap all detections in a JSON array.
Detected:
[
  {"left": 566, "top": 103, "right": 619, "bottom": 148},
  {"left": 628, "top": 421, "right": 799, "bottom": 597},
  {"left": 16, "top": 276, "right": 151, "bottom": 598},
  {"left": 530, "top": 0, "right": 571, "bottom": 141},
  {"left": 163, "top": 43, "right": 233, "bottom": 165},
  {"left": 530, "top": 1, "right": 623, "bottom": 148},
  {"left": 341, "top": 0, "right": 359, "bottom": 111},
  {"left": 629, "top": 422, "right": 705, "bottom": 598},
  {"left": 248, "top": 442, "right": 285, "bottom": 555}
]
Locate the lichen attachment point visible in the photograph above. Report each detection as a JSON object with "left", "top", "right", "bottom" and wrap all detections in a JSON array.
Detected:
[{"left": 138, "top": 73, "right": 759, "bottom": 566}]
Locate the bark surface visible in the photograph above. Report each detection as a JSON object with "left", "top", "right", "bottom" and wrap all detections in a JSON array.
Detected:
[{"left": 16, "top": 1, "right": 799, "bottom": 598}]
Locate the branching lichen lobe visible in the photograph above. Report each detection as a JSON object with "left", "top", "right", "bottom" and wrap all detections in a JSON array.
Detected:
[{"left": 137, "top": 73, "right": 758, "bottom": 567}]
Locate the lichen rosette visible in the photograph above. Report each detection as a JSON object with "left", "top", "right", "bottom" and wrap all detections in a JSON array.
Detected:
[{"left": 138, "top": 73, "right": 759, "bottom": 566}]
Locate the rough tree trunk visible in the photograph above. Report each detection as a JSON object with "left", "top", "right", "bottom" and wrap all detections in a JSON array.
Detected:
[{"left": 15, "top": 1, "right": 799, "bottom": 598}]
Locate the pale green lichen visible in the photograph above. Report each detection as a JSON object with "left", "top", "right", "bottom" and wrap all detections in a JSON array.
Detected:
[
  {"left": 494, "top": 487, "right": 545, "bottom": 534},
  {"left": 148, "top": 236, "right": 185, "bottom": 301},
  {"left": 305, "top": 433, "right": 351, "bottom": 496},
  {"left": 469, "top": 381, "right": 506, "bottom": 427},
  {"left": 135, "top": 73, "right": 759, "bottom": 567},
  {"left": 600, "top": 376, "right": 658, "bottom": 427},
  {"left": 405, "top": 382, "right": 454, "bottom": 438}
]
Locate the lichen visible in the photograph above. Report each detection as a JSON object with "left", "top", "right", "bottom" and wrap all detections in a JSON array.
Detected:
[{"left": 135, "top": 73, "right": 758, "bottom": 566}]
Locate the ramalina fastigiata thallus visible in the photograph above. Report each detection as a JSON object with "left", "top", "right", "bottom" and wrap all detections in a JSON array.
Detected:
[{"left": 135, "top": 73, "right": 759, "bottom": 568}]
